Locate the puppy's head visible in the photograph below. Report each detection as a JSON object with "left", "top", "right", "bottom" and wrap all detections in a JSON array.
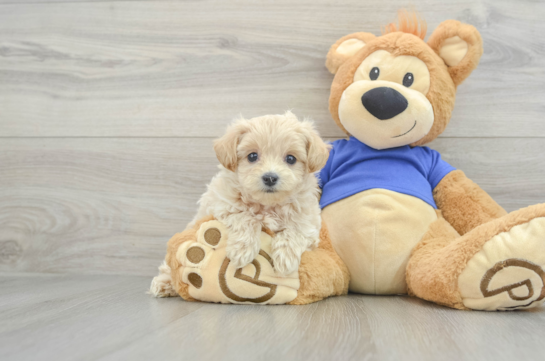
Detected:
[{"left": 214, "top": 111, "right": 330, "bottom": 205}]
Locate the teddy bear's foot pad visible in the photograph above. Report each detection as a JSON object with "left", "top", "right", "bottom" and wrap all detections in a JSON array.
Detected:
[
  {"left": 176, "top": 220, "right": 300, "bottom": 304},
  {"left": 459, "top": 217, "right": 545, "bottom": 311}
]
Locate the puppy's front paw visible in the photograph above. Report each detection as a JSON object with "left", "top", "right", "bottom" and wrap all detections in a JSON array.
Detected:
[
  {"left": 272, "top": 247, "right": 300, "bottom": 276},
  {"left": 226, "top": 232, "right": 260, "bottom": 269}
]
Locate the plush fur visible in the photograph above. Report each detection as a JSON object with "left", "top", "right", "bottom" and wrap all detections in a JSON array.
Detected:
[
  {"left": 152, "top": 11, "right": 545, "bottom": 310},
  {"left": 160, "top": 216, "right": 349, "bottom": 304},
  {"left": 323, "top": 10, "right": 545, "bottom": 311},
  {"left": 150, "top": 112, "right": 333, "bottom": 298},
  {"left": 200, "top": 112, "right": 330, "bottom": 275},
  {"left": 289, "top": 223, "right": 350, "bottom": 304},
  {"left": 407, "top": 204, "right": 545, "bottom": 309},
  {"left": 433, "top": 170, "right": 508, "bottom": 235},
  {"left": 328, "top": 26, "right": 465, "bottom": 147},
  {"left": 326, "top": 32, "right": 377, "bottom": 74}
]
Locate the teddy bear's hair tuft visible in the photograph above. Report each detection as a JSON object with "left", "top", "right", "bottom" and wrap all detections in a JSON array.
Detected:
[{"left": 382, "top": 9, "right": 427, "bottom": 40}]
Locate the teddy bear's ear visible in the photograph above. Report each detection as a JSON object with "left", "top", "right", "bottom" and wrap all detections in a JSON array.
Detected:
[
  {"left": 326, "top": 32, "right": 376, "bottom": 74},
  {"left": 428, "top": 20, "right": 483, "bottom": 86}
]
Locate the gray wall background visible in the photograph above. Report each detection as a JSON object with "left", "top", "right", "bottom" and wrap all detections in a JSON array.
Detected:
[{"left": 1, "top": 0, "right": 544, "bottom": 276}]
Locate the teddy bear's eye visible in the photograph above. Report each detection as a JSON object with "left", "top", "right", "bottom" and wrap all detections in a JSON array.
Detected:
[
  {"left": 286, "top": 155, "right": 297, "bottom": 165},
  {"left": 369, "top": 67, "right": 380, "bottom": 80},
  {"left": 403, "top": 73, "right": 414, "bottom": 87},
  {"left": 248, "top": 153, "right": 258, "bottom": 162}
]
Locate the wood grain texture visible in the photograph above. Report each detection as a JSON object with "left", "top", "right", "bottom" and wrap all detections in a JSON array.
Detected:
[
  {"left": 0, "top": 274, "right": 204, "bottom": 361},
  {"left": 1, "top": 0, "right": 544, "bottom": 277},
  {"left": 0, "top": 138, "right": 215, "bottom": 275},
  {"left": 1, "top": 137, "right": 544, "bottom": 276},
  {"left": 0, "top": 274, "right": 544, "bottom": 361},
  {"left": 1, "top": 0, "right": 545, "bottom": 137},
  {"left": 0, "top": 1, "right": 156, "bottom": 3},
  {"left": 1, "top": 2, "right": 545, "bottom": 357}
]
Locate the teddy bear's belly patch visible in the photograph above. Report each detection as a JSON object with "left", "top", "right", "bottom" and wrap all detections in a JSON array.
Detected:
[{"left": 322, "top": 188, "right": 437, "bottom": 295}]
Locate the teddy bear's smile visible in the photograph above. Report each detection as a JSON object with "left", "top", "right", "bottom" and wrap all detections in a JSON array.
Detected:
[
  {"left": 392, "top": 120, "right": 417, "bottom": 138},
  {"left": 320, "top": 12, "right": 545, "bottom": 311},
  {"left": 338, "top": 79, "right": 434, "bottom": 150}
]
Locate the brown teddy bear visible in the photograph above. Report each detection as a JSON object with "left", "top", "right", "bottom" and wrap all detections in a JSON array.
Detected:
[
  {"left": 321, "top": 10, "right": 545, "bottom": 311},
  {"left": 163, "top": 216, "right": 349, "bottom": 305},
  {"left": 161, "top": 11, "right": 545, "bottom": 310}
]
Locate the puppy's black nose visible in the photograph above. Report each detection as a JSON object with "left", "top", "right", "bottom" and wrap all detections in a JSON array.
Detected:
[
  {"left": 361, "top": 87, "right": 408, "bottom": 120},
  {"left": 262, "top": 173, "right": 279, "bottom": 187}
]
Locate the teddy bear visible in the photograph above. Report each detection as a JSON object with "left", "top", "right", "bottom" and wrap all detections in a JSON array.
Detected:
[
  {"left": 320, "top": 10, "right": 545, "bottom": 311},
  {"left": 157, "top": 113, "right": 350, "bottom": 305},
  {"left": 163, "top": 215, "right": 349, "bottom": 305},
  {"left": 160, "top": 11, "right": 545, "bottom": 310}
]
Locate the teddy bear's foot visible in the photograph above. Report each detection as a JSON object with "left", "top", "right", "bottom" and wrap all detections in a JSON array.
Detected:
[
  {"left": 175, "top": 220, "right": 300, "bottom": 304},
  {"left": 458, "top": 212, "right": 545, "bottom": 311}
]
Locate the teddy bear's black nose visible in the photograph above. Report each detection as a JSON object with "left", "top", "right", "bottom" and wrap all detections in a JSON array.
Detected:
[{"left": 361, "top": 87, "right": 408, "bottom": 120}]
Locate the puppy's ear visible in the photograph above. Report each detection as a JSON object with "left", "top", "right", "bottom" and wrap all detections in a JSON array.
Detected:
[
  {"left": 326, "top": 32, "right": 376, "bottom": 74},
  {"left": 213, "top": 120, "right": 249, "bottom": 172},
  {"left": 301, "top": 121, "right": 331, "bottom": 173},
  {"left": 428, "top": 20, "right": 483, "bottom": 86}
]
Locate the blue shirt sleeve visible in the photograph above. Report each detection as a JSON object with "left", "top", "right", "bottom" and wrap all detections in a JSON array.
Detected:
[
  {"left": 426, "top": 148, "right": 456, "bottom": 189},
  {"left": 318, "top": 143, "right": 335, "bottom": 189}
]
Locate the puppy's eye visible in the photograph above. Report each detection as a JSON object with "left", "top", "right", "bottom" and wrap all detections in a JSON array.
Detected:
[
  {"left": 247, "top": 153, "right": 258, "bottom": 163},
  {"left": 286, "top": 155, "right": 296, "bottom": 165},
  {"left": 403, "top": 72, "right": 414, "bottom": 87},
  {"left": 369, "top": 67, "right": 380, "bottom": 80}
]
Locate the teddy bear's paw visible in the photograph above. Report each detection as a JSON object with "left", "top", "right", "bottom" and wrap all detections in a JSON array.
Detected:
[
  {"left": 458, "top": 217, "right": 545, "bottom": 311},
  {"left": 176, "top": 220, "right": 300, "bottom": 304}
]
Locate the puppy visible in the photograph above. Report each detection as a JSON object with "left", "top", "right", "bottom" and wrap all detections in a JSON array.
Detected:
[{"left": 149, "top": 112, "right": 330, "bottom": 297}]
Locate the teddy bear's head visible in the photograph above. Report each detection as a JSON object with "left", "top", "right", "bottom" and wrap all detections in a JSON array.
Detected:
[{"left": 326, "top": 11, "right": 483, "bottom": 149}]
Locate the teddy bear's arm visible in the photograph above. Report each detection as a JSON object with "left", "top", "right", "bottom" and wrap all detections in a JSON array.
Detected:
[{"left": 432, "top": 170, "right": 507, "bottom": 235}]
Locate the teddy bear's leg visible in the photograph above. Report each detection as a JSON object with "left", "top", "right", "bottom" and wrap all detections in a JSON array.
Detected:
[
  {"left": 288, "top": 223, "right": 350, "bottom": 305},
  {"left": 406, "top": 212, "right": 463, "bottom": 308},
  {"left": 163, "top": 219, "right": 208, "bottom": 302},
  {"left": 407, "top": 204, "right": 545, "bottom": 311},
  {"left": 162, "top": 217, "right": 348, "bottom": 305},
  {"left": 165, "top": 216, "right": 304, "bottom": 304}
]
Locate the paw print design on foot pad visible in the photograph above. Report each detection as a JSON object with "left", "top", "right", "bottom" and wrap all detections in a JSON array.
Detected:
[
  {"left": 176, "top": 220, "right": 300, "bottom": 304},
  {"left": 459, "top": 217, "right": 545, "bottom": 311},
  {"left": 480, "top": 259, "right": 545, "bottom": 307}
]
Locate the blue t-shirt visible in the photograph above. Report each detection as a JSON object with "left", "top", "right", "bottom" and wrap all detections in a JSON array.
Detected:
[{"left": 319, "top": 137, "right": 455, "bottom": 209}]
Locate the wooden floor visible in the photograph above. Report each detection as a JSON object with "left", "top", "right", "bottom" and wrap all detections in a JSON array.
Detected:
[
  {"left": 1, "top": 274, "right": 544, "bottom": 361},
  {"left": 2, "top": 0, "right": 545, "bottom": 359}
]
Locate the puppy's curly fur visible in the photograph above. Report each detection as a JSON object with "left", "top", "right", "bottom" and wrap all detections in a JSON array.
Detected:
[{"left": 150, "top": 112, "right": 330, "bottom": 297}]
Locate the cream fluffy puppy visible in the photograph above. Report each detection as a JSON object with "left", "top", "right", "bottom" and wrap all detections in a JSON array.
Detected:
[
  {"left": 150, "top": 112, "right": 329, "bottom": 297},
  {"left": 197, "top": 111, "right": 330, "bottom": 274}
]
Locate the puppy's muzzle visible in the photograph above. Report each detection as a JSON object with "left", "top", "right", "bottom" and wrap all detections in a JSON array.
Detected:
[
  {"left": 262, "top": 172, "right": 279, "bottom": 188},
  {"left": 361, "top": 87, "right": 408, "bottom": 120}
]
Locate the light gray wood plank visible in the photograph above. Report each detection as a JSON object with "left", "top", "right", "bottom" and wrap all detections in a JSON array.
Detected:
[
  {"left": 104, "top": 295, "right": 545, "bottom": 361},
  {"left": 1, "top": 0, "right": 544, "bottom": 137},
  {"left": 0, "top": 274, "right": 204, "bottom": 361},
  {"left": 0, "top": 138, "right": 217, "bottom": 275},
  {"left": 1, "top": 137, "right": 544, "bottom": 276},
  {"left": 0, "top": 1, "right": 157, "bottom": 3},
  {"left": 1, "top": 274, "right": 544, "bottom": 361}
]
